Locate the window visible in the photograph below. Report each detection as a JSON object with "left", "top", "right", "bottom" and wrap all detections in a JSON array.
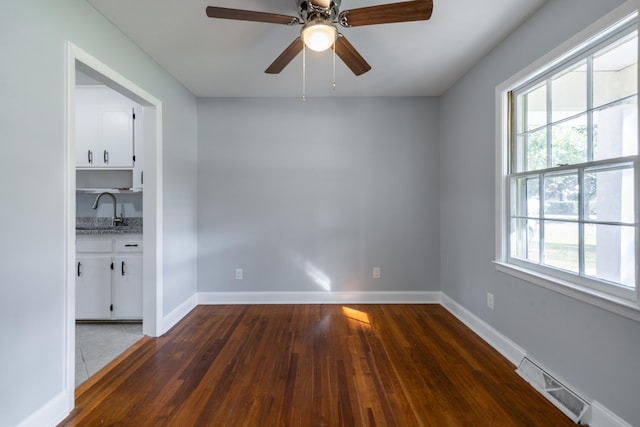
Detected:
[{"left": 497, "top": 9, "right": 640, "bottom": 314}]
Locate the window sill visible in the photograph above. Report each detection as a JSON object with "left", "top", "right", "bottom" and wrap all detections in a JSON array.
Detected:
[{"left": 493, "top": 261, "right": 640, "bottom": 323}]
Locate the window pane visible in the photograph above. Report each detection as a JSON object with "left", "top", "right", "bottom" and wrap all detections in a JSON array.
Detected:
[
  {"left": 513, "top": 176, "right": 540, "bottom": 217},
  {"left": 585, "top": 224, "right": 636, "bottom": 288},
  {"left": 522, "top": 83, "right": 547, "bottom": 131},
  {"left": 513, "top": 177, "right": 526, "bottom": 217},
  {"left": 525, "top": 128, "right": 547, "bottom": 171},
  {"left": 510, "top": 218, "right": 540, "bottom": 263},
  {"left": 585, "top": 166, "right": 635, "bottom": 223},
  {"left": 543, "top": 221, "right": 579, "bottom": 272},
  {"left": 551, "top": 115, "right": 588, "bottom": 166},
  {"left": 527, "top": 219, "right": 540, "bottom": 263},
  {"left": 544, "top": 173, "right": 579, "bottom": 220},
  {"left": 593, "top": 97, "right": 638, "bottom": 160},
  {"left": 527, "top": 177, "right": 540, "bottom": 217},
  {"left": 593, "top": 33, "right": 638, "bottom": 108},
  {"left": 552, "top": 61, "right": 587, "bottom": 122}
]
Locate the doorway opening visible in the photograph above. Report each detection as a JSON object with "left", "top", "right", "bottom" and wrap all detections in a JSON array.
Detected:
[{"left": 65, "top": 42, "right": 163, "bottom": 400}]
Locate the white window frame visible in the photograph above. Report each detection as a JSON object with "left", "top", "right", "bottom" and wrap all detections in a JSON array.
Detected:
[{"left": 495, "top": 0, "right": 640, "bottom": 322}]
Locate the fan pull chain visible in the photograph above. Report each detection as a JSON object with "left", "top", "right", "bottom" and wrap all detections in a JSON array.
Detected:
[
  {"left": 332, "top": 43, "right": 336, "bottom": 91},
  {"left": 302, "top": 46, "right": 306, "bottom": 102}
]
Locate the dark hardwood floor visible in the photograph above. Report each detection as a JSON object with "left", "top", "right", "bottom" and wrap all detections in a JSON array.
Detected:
[{"left": 60, "top": 304, "right": 575, "bottom": 426}]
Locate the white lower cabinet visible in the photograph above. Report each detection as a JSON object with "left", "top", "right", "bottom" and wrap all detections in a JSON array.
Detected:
[
  {"left": 76, "top": 256, "right": 112, "bottom": 319},
  {"left": 112, "top": 255, "right": 142, "bottom": 318},
  {"left": 76, "top": 235, "right": 142, "bottom": 320}
]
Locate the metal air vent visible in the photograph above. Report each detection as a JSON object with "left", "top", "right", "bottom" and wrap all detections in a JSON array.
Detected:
[{"left": 516, "top": 357, "right": 589, "bottom": 423}]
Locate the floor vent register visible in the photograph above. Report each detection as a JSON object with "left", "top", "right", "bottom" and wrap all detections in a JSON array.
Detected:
[{"left": 516, "top": 357, "right": 589, "bottom": 423}]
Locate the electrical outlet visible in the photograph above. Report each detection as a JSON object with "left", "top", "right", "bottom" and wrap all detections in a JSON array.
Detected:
[
  {"left": 372, "top": 267, "right": 381, "bottom": 279},
  {"left": 487, "top": 292, "right": 494, "bottom": 310},
  {"left": 235, "top": 268, "right": 243, "bottom": 280}
]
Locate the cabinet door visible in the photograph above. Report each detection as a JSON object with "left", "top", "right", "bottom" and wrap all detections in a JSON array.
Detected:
[
  {"left": 76, "top": 256, "right": 112, "bottom": 319},
  {"left": 112, "top": 255, "right": 142, "bottom": 319},
  {"left": 75, "top": 89, "right": 100, "bottom": 167},
  {"left": 100, "top": 110, "right": 133, "bottom": 168},
  {"left": 75, "top": 86, "right": 134, "bottom": 168},
  {"left": 132, "top": 106, "right": 144, "bottom": 190}
]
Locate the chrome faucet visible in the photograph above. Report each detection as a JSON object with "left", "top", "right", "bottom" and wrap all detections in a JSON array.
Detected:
[{"left": 91, "top": 192, "right": 124, "bottom": 227}]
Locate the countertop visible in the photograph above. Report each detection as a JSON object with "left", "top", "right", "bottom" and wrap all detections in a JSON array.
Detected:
[{"left": 76, "top": 217, "right": 142, "bottom": 235}]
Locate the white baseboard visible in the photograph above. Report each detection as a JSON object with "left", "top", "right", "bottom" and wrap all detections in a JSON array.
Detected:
[
  {"left": 16, "top": 390, "right": 69, "bottom": 427},
  {"left": 440, "top": 293, "right": 526, "bottom": 366},
  {"left": 197, "top": 290, "right": 441, "bottom": 305},
  {"left": 582, "top": 400, "right": 632, "bottom": 427},
  {"left": 160, "top": 293, "right": 197, "bottom": 335}
]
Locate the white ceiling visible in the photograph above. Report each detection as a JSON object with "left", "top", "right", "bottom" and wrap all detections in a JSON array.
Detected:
[{"left": 87, "top": 0, "right": 547, "bottom": 98}]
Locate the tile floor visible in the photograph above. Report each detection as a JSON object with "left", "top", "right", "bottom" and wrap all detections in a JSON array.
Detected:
[{"left": 75, "top": 322, "right": 143, "bottom": 387}]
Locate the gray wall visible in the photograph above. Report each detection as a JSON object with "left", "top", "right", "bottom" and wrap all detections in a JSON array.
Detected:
[
  {"left": 0, "top": 1, "right": 197, "bottom": 426},
  {"left": 197, "top": 97, "right": 440, "bottom": 294},
  {"left": 439, "top": 0, "right": 640, "bottom": 424}
]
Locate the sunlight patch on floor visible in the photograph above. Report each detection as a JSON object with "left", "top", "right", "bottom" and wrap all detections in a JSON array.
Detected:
[{"left": 342, "top": 306, "right": 370, "bottom": 325}]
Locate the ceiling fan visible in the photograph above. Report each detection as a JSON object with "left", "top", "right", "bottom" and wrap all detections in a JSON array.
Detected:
[{"left": 205, "top": 0, "right": 433, "bottom": 76}]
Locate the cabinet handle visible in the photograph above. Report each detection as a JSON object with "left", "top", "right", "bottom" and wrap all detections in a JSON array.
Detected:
[
  {"left": 121, "top": 261, "right": 126, "bottom": 276},
  {"left": 77, "top": 262, "right": 82, "bottom": 277},
  {"left": 125, "top": 244, "right": 138, "bottom": 247},
  {"left": 87, "top": 150, "right": 93, "bottom": 164},
  {"left": 104, "top": 150, "right": 109, "bottom": 164}
]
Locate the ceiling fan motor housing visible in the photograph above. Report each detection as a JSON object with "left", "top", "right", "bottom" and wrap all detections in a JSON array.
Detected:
[{"left": 297, "top": 0, "right": 341, "bottom": 22}]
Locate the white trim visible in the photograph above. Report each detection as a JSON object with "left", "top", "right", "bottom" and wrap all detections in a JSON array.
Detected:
[
  {"left": 584, "top": 400, "right": 633, "bottom": 427},
  {"left": 63, "top": 41, "right": 164, "bottom": 422},
  {"left": 494, "top": 86, "right": 510, "bottom": 264},
  {"left": 197, "top": 291, "right": 441, "bottom": 305},
  {"left": 440, "top": 293, "right": 526, "bottom": 366},
  {"left": 495, "top": 262, "right": 640, "bottom": 322},
  {"left": 494, "top": 1, "right": 640, "bottom": 322},
  {"left": 15, "top": 391, "right": 68, "bottom": 427},
  {"left": 63, "top": 42, "right": 78, "bottom": 415},
  {"left": 66, "top": 42, "right": 164, "bottom": 337},
  {"left": 161, "top": 294, "right": 198, "bottom": 335},
  {"left": 142, "top": 104, "right": 164, "bottom": 338}
]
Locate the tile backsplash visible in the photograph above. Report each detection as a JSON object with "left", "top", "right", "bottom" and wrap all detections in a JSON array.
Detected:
[{"left": 76, "top": 191, "right": 143, "bottom": 218}]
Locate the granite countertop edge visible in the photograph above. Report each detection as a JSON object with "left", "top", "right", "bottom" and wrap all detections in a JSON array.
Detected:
[
  {"left": 76, "top": 217, "right": 143, "bottom": 235},
  {"left": 76, "top": 227, "right": 143, "bottom": 235}
]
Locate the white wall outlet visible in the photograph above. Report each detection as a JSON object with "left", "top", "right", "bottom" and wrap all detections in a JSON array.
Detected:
[
  {"left": 487, "top": 292, "right": 494, "bottom": 310},
  {"left": 372, "top": 267, "right": 381, "bottom": 279},
  {"left": 235, "top": 268, "right": 243, "bottom": 280}
]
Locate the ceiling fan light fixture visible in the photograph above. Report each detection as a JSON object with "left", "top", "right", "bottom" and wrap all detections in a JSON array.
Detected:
[{"left": 301, "top": 21, "right": 337, "bottom": 52}]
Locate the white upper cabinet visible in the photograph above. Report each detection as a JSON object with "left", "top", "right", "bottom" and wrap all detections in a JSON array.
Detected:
[{"left": 76, "top": 86, "right": 136, "bottom": 169}]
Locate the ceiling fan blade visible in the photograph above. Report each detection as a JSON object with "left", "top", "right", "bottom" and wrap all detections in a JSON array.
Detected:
[
  {"left": 206, "top": 6, "right": 300, "bottom": 25},
  {"left": 265, "top": 37, "right": 304, "bottom": 74},
  {"left": 334, "top": 34, "right": 371, "bottom": 76},
  {"left": 338, "top": 0, "right": 433, "bottom": 27}
]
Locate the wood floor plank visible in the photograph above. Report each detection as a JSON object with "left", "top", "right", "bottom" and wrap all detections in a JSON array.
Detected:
[{"left": 59, "top": 304, "right": 576, "bottom": 426}]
